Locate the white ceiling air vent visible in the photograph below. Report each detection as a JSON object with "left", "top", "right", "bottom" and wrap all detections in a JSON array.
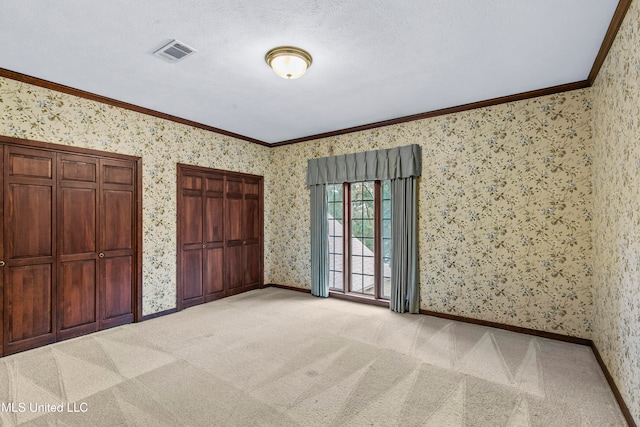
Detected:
[{"left": 153, "top": 40, "right": 196, "bottom": 63}]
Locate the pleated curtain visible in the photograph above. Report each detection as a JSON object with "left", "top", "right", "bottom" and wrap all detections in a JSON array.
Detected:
[
  {"left": 309, "top": 183, "right": 329, "bottom": 297},
  {"left": 390, "top": 177, "right": 419, "bottom": 313},
  {"left": 307, "top": 144, "right": 421, "bottom": 312}
]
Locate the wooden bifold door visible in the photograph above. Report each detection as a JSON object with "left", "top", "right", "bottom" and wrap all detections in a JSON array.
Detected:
[
  {"left": 0, "top": 140, "right": 140, "bottom": 356},
  {"left": 177, "top": 165, "right": 263, "bottom": 310}
]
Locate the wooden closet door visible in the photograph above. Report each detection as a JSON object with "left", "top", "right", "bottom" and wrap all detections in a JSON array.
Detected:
[
  {"left": 99, "top": 159, "right": 135, "bottom": 329},
  {"left": 3, "top": 146, "right": 57, "bottom": 355},
  {"left": 178, "top": 172, "right": 205, "bottom": 308},
  {"left": 57, "top": 154, "right": 99, "bottom": 340},
  {"left": 225, "top": 177, "right": 244, "bottom": 294},
  {"left": 177, "top": 166, "right": 229, "bottom": 306},
  {"left": 203, "top": 174, "right": 224, "bottom": 301},
  {"left": 243, "top": 178, "right": 262, "bottom": 291},
  {"left": 177, "top": 165, "right": 263, "bottom": 309},
  {"left": 226, "top": 176, "right": 263, "bottom": 293}
]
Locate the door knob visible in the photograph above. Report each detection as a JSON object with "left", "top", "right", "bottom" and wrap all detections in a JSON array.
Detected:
[
  {"left": 202, "top": 244, "right": 206, "bottom": 248},
  {"left": 99, "top": 253, "right": 105, "bottom": 258},
  {"left": 0, "top": 261, "right": 5, "bottom": 267}
]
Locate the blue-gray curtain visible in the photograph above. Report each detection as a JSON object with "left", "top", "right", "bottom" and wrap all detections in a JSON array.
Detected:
[
  {"left": 307, "top": 144, "right": 421, "bottom": 306},
  {"left": 307, "top": 145, "right": 421, "bottom": 185},
  {"left": 390, "top": 177, "right": 419, "bottom": 313},
  {"left": 310, "top": 183, "right": 329, "bottom": 297}
]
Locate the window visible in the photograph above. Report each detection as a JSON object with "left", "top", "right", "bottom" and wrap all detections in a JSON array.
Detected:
[
  {"left": 308, "top": 144, "right": 420, "bottom": 310},
  {"left": 327, "top": 180, "right": 391, "bottom": 300}
]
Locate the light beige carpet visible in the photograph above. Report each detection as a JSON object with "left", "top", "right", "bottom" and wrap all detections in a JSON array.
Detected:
[{"left": 0, "top": 287, "right": 627, "bottom": 426}]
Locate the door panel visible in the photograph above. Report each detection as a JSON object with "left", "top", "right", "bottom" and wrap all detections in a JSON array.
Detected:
[
  {"left": 182, "top": 194, "right": 203, "bottom": 245},
  {"left": 226, "top": 245, "right": 243, "bottom": 290},
  {"left": 59, "top": 260, "right": 96, "bottom": 332},
  {"left": 204, "top": 247, "right": 224, "bottom": 297},
  {"left": 226, "top": 198, "right": 243, "bottom": 242},
  {"left": 57, "top": 154, "right": 99, "bottom": 339},
  {"left": 103, "top": 164, "right": 133, "bottom": 186},
  {"left": 244, "top": 180, "right": 259, "bottom": 196},
  {"left": 5, "top": 264, "right": 54, "bottom": 349},
  {"left": 205, "top": 203, "right": 223, "bottom": 244},
  {"left": 9, "top": 185, "right": 52, "bottom": 258},
  {"left": 244, "top": 198, "right": 260, "bottom": 241},
  {"left": 204, "top": 194, "right": 223, "bottom": 243},
  {"left": 228, "top": 176, "right": 263, "bottom": 293},
  {"left": 102, "top": 190, "right": 133, "bottom": 251},
  {"left": 226, "top": 179, "right": 243, "bottom": 194},
  {"left": 61, "top": 188, "right": 96, "bottom": 255},
  {"left": 101, "top": 255, "right": 133, "bottom": 327},
  {"left": 4, "top": 146, "right": 56, "bottom": 355},
  {"left": 178, "top": 172, "right": 205, "bottom": 308},
  {"left": 225, "top": 177, "right": 245, "bottom": 293},
  {"left": 243, "top": 243, "right": 261, "bottom": 288},
  {"left": 99, "top": 159, "right": 135, "bottom": 329},
  {"left": 9, "top": 152, "right": 52, "bottom": 179},
  {"left": 182, "top": 175, "right": 202, "bottom": 192},
  {"left": 243, "top": 179, "right": 262, "bottom": 290},
  {"left": 182, "top": 248, "right": 203, "bottom": 302},
  {"left": 203, "top": 175, "right": 224, "bottom": 300},
  {"left": 60, "top": 157, "right": 96, "bottom": 182}
]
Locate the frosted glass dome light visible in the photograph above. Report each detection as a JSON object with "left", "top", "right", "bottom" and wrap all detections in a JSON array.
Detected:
[{"left": 265, "top": 46, "right": 312, "bottom": 80}]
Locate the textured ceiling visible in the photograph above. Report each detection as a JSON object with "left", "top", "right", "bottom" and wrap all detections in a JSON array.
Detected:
[{"left": 0, "top": 0, "right": 621, "bottom": 144}]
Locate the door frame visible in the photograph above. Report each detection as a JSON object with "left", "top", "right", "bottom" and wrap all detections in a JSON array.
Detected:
[{"left": 0, "top": 135, "right": 143, "bottom": 324}]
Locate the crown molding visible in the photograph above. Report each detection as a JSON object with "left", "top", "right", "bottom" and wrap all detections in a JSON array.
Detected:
[
  {"left": 271, "top": 81, "right": 590, "bottom": 147},
  {"left": 588, "top": 0, "right": 633, "bottom": 85},
  {"left": 0, "top": 67, "right": 270, "bottom": 147}
]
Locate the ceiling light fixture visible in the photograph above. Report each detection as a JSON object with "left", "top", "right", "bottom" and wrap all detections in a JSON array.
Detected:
[{"left": 265, "top": 46, "right": 312, "bottom": 80}]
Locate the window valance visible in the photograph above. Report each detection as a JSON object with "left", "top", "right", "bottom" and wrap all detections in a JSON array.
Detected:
[{"left": 306, "top": 144, "right": 422, "bottom": 186}]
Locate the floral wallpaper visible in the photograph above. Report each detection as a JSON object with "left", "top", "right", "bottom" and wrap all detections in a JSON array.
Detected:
[
  {"left": 591, "top": 0, "right": 640, "bottom": 423},
  {"left": 0, "top": 74, "right": 595, "bottom": 340},
  {"left": 0, "top": 77, "right": 272, "bottom": 315},
  {"left": 269, "top": 91, "right": 594, "bottom": 338}
]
